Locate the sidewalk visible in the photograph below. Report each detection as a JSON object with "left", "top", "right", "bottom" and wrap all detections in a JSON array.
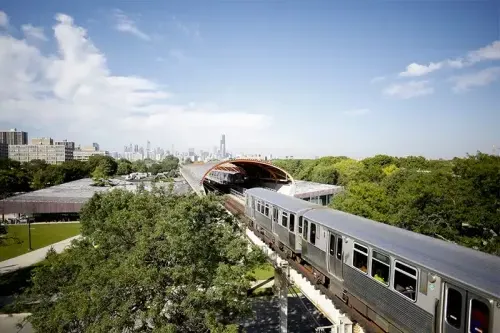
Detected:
[{"left": 0, "top": 235, "right": 81, "bottom": 274}]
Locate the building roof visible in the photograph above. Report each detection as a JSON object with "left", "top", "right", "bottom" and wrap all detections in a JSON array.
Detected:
[{"left": 293, "top": 180, "right": 343, "bottom": 198}]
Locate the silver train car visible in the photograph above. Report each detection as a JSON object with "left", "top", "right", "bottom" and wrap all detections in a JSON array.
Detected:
[
  {"left": 206, "top": 169, "right": 244, "bottom": 185},
  {"left": 244, "top": 188, "right": 500, "bottom": 333}
]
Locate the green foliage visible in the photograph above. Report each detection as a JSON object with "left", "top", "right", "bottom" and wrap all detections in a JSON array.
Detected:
[
  {"left": 25, "top": 190, "right": 265, "bottom": 332},
  {"left": 276, "top": 152, "right": 500, "bottom": 255},
  {"left": 116, "top": 159, "right": 133, "bottom": 175},
  {"left": 88, "top": 155, "right": 117, "bottom": 176}
]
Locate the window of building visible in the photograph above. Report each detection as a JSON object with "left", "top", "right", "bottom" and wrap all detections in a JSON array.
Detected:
[
  {"left": 281, "top": 212, "right": 288, "bottom": 228},
  {"left": 329, "top": 234, "right": 335, "bottom": 256},
  {"left": 445, "top": 288, "right": 462, "bottom": 329},
  {"left": 298, "top": 217, "right": 303, "bottom": 234},
  {"left": 265, "top": 204, "right": 269, "bottom": 217},
  {"left": 289, "top": 214, "right": 295, "bottom": 232},
  {"left": 303, "top": 219, "right": 308, "bottom": 239},
  {"left": 371, "top": 251, "right": 390, "bottom": 285},
  {"left": 309, "top": 222, "right": 316, "bottom": 245},
  {"left": 469, "top": 299, "right": 489, "bottom": 333},
  {"left": 394, "top": 261, "right": 418, "bottom": 301},
  {"left": 336, "top": 237, "right": 342, "bottom": 260},
  {"left": 353, "top": 243, "right": 368, "bottom": 273}
]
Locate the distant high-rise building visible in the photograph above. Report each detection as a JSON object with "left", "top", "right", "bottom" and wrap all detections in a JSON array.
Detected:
[
  {"left": 188, "top": 148, "right": 195, "bottom": 157},
  {"left": 0, "top": 128, "right": 28, "bottom": 145},
  {"left": 54, "top": 140, "right": 75, "bottom": 150},
  {"left": 134, "top": 144, "right": 139, "bottom": 153},
  {"left": 31, "top": 137, "right": 53, "bottom": 145},
  {"left": 92, "top": 142, "right": 100, "bottom": 151},
  {"left": 220, "top": 134, "right": 226, "bottom": 158},
  {"left": 124, "top": 145, "right": 129, "bottom": 153},
  {"left": 0, "top": 143, "right": 8, "bottom": 159}
]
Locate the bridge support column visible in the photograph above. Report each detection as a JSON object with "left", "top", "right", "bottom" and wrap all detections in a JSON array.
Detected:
[{"left": 275, "top": 262, "right": 289, "bottom": 333}]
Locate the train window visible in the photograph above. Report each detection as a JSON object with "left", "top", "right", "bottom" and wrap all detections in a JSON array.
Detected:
[
  {"left": 264, "top": 204, "right": 269, "bottom": 217},
  {"left": 282, "top": 212, "right": 288, "bottom": 228},
  {"left": 303, "top": 219, "right": 308, "bottom": 239},
  {"left": 336, "top": 237, "right": 342, "bottom": 260},
  {"left": 353, "top": 243, "right": 368, "bottom": 274},
  {"left": 298, "top": 217, "right": 303, "bottom": 234},
  {"left": 257, "top": 201, "right": 261, "bottom": 212},
  {"left": 261, "top": 203, "right": 265, "bottom": 214},
  {"left": 469, "top": 299, "right": 489, "bottom": 333},
  {"left": 329, "top": 234, "right": 335, "bottom": 256},
  {"left": 445, "top": 288, "right": 462, "bottom": 329},
  {"left": 371, "top": 251, "right": 390, "bottom": 285},
  {"left": 289, "top": 214, "right": 295, "bottom": 232},
  {"left": 309, "top": 223, "right": 316, "bottom": 245},
  {"left": 394, "top": 261, "right": 417, "bottom": 301},
  {"left": 273, "top": 208, "right": 279, "bottom": 222}
]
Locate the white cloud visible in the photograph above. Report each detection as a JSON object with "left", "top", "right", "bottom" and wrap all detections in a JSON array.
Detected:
[
  {"left": 0, "top": 11, "right": 8, "bottom": 28},
  {"left": 451, "top": 67, "right": 500, "bottom": 92},
  {"left": 343, "top": 109, "right": 370, "bottom": 116},
  {"left": 399, "top": 40, "right": 500, "bottom": 77},
  {"left": 399, "top": 62, "right": 442, "bottom": 77},
  {"left": 383, "top": 81, "right": 434, "bottom": 99},
  {"left": 370, "top": 76, "right": 385, "bottom": 84},
  {"left": 113, "top": 9, "right": 151, "bottom": 41},
  {"left": 0, "top": 12, "right": 271, "bottom": 151},
  {"left": 21, "top": 24, "right": 48, "bottom": 41}
]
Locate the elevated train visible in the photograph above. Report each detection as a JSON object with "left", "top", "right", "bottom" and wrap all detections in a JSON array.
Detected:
[
  {"left": 205, "top": 169, "right": 245, "bottom": 185},
  {"left": 244, "top": 188, "right": 500, "bottom": 333}
]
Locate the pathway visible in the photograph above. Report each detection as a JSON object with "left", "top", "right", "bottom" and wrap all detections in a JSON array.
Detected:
[{"left": 0, "top": 235, "right": 81, "bottom": 274}]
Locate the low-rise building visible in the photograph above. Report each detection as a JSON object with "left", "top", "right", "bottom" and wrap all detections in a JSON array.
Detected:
[
  {"left": 8, "top": 144, "right": 73, "bottom": 164},
  {"left": 73, "top": 149, "right": 109, "bottom": 161}
]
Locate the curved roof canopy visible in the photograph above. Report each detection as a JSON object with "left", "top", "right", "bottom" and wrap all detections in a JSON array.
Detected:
[{"left": 200, "top": 159, "right": 294, "bottom": 184}]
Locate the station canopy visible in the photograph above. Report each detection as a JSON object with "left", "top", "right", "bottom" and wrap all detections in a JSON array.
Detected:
[{"left": 184, "top": 159, "right": 294, "bottom": 185}]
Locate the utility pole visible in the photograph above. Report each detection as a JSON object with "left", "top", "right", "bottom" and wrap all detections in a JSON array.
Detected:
[{"left": 28, "top": 218, "right": 32, "bottom": 251}]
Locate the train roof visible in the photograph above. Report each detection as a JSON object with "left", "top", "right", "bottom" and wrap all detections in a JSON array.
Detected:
[
  {"left": 303, "top": 208, "right": 500, "bottom": 299},
  {"left": 246, "top": 187, "right": 320, "bottom": 212},
  {"left": 246, "top": 188, "right": 500, "bottom": 299}
]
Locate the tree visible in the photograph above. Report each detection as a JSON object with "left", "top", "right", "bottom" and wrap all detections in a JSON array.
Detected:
[
  {"left": 310, "top": 164, "right": 339, "bottom": 185},
  {"left": 26, "top": 189, "right": 265, "bottom": 332},
  {"left": 116, "top": 159, "right": 133, "bottom": 175},
  {"left": 333, "top": 159, "right": 365, "bottom": 185},
  {"left": 88, "top": 155, "right": 118, "bottom": 176}
]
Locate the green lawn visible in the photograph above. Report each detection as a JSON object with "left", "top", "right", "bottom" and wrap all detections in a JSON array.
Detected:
[
  {"left": 250, "top": 263, "right": 275, "bottom": 280},
  {"left": 0, "top": 223, "right": 81, "bottom": 261}
]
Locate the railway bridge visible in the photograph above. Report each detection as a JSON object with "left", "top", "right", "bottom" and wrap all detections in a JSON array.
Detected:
[{"left": 180, "top": 160, "right": 364, "bottom": 333}]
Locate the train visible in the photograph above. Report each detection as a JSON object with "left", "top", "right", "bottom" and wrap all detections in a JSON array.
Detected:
[
  {"left": 244, "top": 187, "right": 500, "bottom": 333},
  {"left": 206, "top": 169, "right": 245, "bottom": 185}
]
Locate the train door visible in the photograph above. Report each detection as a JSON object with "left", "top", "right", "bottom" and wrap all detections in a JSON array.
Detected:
[
  {"left": 467, "top": 293, "right": 491, "bottom": 333},
  {"left": 250, "top": 196, "right": 255, "bottom": 219},
  {"left": 327, "top": 232, "right": 343, "bottom": 281},
  {"left": 442, "top": 283, "right": 467, "bottom": 333},
  {"left": 272, "top": 206, "right": 279, "bottom": 233}
]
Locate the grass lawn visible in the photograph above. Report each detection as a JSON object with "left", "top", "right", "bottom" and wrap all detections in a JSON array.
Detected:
[
  {"left": 250, "top": 263, "right": 275, "bottom": 280},
  {"left": 0, "top": 223, "right": 81, "bottom": 261}
]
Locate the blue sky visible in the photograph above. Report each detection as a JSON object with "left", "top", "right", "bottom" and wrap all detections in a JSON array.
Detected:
[{"left": 0, "top": 0, "right": 499, "bottom": 158}]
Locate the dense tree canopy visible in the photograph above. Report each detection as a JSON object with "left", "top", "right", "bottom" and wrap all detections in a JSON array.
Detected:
[
  {"left": 25, "top": 189, "right": 265, "bottom": 332},
  {"left": 274, "top": 152, "right": 500, "bottom": 255}
]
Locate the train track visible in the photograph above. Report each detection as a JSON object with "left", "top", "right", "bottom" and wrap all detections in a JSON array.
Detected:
[{"left": 224, "top": 195, "right": 385, "bottom": 333}]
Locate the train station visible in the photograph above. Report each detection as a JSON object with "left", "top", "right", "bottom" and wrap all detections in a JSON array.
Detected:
[{"left": 180, "top": 159, "right": 342, "bottom": 205}]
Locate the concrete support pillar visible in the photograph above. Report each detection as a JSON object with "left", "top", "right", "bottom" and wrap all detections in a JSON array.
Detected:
[{"left": 275, "top": 266, "right": 288, "bottom": 333}]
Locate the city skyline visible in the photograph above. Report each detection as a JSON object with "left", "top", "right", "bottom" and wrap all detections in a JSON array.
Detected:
[{"left": 0, "top": 2, "right": 499, "bottom": 158}]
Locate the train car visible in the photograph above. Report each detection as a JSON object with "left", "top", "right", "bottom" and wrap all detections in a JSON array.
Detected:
[
  {"left": 206, "top": 170, "right": 244, "bottom": 185},
  {"left": 245, "top": 187, "right": 319, "bottom": 256},
  {"left": 244, "top": 188, "right": 500, "bottom": 333}
]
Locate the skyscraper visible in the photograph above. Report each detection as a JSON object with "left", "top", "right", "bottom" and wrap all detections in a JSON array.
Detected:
[
  {"left": 220, "top": 134, "right": 226, "bottom": 159},
  {"left": 0, "top": 128, "right": 28, "bottom": 145}
]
